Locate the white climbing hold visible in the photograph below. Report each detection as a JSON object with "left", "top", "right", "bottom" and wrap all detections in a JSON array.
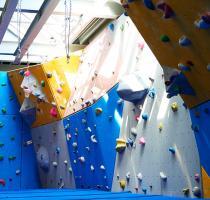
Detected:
[
  {"left": 64, "top": 160, "right": 68, "bottom": 165},
  {"left": 68, "top": 167, "right": 72, "bottom": 173},
  {"left": 85, "top": 146, "right": 90, "bottom": 151},
  {"left": 100, "top": 165, "right": 106, "bottom": 170},
  {"left": 72, "top": 142, "right": 78, "bottom": 148},
  {"left": 137, "top": 173, "right": 143, "bottom": 181},
  {"left": 90, "top": 165, "right": 95, "bottom": 171},
  {"left": 90, "top": 135, "right": 98, "bottom": 143},
  {"left": 116, "top": 173, "right": 120, "bottom": 179},
  {"left": 78, "top": 156, "right": 85, "bottom": 163},
  {"left": 16, "top": 169, "right": 21, "bottom": 175},
  {"left": 86, "top": 127, "right": 92, "bottom": 132},
  {"left": 160, "top": 172, "right": 167, "bottom": 180},
  {"left": 73, "top": 159, "right": 77, "bottom": 164},
  {"left": 131, "top": 127, "right": 138, "bottom": 136},
  {"left": 82, "top": 119, "right": 87, "bottom": 124},
  {"left": 126, "top": 172, "right": 130, "bottom": 180},
  {"left": 52, "top": 161, "right": 58, "bottom": 167}
]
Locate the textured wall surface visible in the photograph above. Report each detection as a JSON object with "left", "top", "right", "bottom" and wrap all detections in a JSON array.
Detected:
[
  {"left": 31, "top": 120, "right": 75, "bottom": 188},
  {"left": 0, "top": 72, "right": 40, "bottom": 190},
  {"left": 63, "top": 84, "right": 123, "bottom": 190},
  {"left": 111, "top": 21, "right": 202, "bottom": 197}
]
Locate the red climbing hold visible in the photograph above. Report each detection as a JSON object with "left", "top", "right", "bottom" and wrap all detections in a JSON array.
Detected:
[
  {"left": 50, "top": 107, "right": 57, "bottom": 118},
  {"left": 156, "top": 1, "right": 175, "bottom": 19},
  {"left": 0, "top": 179, "right": 5, "bottom": 186}
]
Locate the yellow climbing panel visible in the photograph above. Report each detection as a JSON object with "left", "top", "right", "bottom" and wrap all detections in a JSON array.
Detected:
[
  {"left": 125, "top": 0, "right": 210, "bottom": 108},
  {"left": 202, "top": 167, "right": 210, "bottom": 198}
]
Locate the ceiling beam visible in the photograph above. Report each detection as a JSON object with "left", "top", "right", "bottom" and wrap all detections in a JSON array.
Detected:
[
  {"left": 13, "top": 0, "right": 60, "bottom": 64},
  {"left": 0, "top": 0, "right": 19, "bottom": 44}
]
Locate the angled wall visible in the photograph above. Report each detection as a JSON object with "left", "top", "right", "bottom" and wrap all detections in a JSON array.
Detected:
[{"left": 0, "top": 72, "right": 40, "bottom": 190}]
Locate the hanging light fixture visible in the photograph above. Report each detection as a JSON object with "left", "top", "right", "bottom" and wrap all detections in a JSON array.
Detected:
[{"left": 16, "top": 0, "right": 22, "bottom": 60}]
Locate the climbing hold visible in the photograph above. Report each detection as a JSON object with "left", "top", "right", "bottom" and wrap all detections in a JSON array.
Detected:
[
  {"left": 148, "top": 88, "right": 156, "bottom": 98},
  {"left": 52, "top": 161, "right": 58, "bottom": 167},
  {"left": 171, "top": 102, "right": 178, "bottom": 112},
  {"left": 1, "top": 108, "right": 6, "bottom": 114},
  {"left": 191, "top": 124, "right": 199, "bottom": 132},
  {"left": 160, "top": 34, "right": 170, "bottom": 42},
  {"left": 126, "top": 172, "right": 130, "bottom": 181},
  {"left": 78, "top": 156, "right": 85, "bottom": 163},
  {"left": 16, "top": 169, "right": 21, "bottom": 175},
  {"left": 0, "top": 122, "right": 4, "bottom": 128},
  {"left": 131, "top": 127, "right": 138, "bottom": 137},
  {"left": 1, "top": 83, "right": 6, "bottom": 86},
  {"left": 202, "top": 12, "right": 210, "bottom": 24},
  {"left": 0, "top": 179, "right": 5, "bottom": 186},
  {"left": 0, "top": 155, "right": 4, "bottom": 161},
  {"left": 194, "top": 173, "right": 200, "bottom": 182},
  {"left": 108, "top": 116, "right": 113, "bottom": 121},
  {"left": 0, "top": 143, "right": 4, "bottom": 147},
  {"left": 56, "top": 147, "right": 61, "bottom": 154},
  {"left": 19, "top": 70, "right": 25, "bottom": 76},
  {"left": 68, "top": 167, "right": 72, "bottom": 173},
  {"left": 24, "top": 70, "right": 31, "bottom": 77},
  {"left": 142, "top": 113, "right": 148, "bottom": 121},
  {"left": 72, "top": 142, "right": 78, "bottom": 148},
  {"left": 86, "top": 127, "right": 92, "bottom": 133},
  {"left": 85, "top": 146, "right": 90, "bottom": 152},
  {"left": 90, "top": 135, "right": 98, "bottom": 143},
  {"left": 82, "top": 119, "right": 87, "bottom": 124},
  {"left": 156, "top": 1, "right": 175, "bottom": 19},
  {"left": 50, "top": 107, "right": 57, "bottom": 118},
  {"left": 108, "top": 23, "right": 114, "bottom": 31},
  {"left": 117, "top": 99, "right": 123, "bottom": 105},
  {"left": 120, "top": 24, "right": 124, "bottom": 31},
  {"left": 194, "top": 19, "right": 210, "bottom": 29},
  {"left": 57, "top": 87, "right": 63, "bottom": 94},
  {"left": 135, "top": 115, "right": 140, "bottom": 121},
  {"left": 127, "top": 138, "right": 134, "bottom": 147},
  {"left": 160, "top": 172, "right": 167, "bottom": 181},
  {"left": 116, "top": 138, "right": 126, "bottom": 152},
  {"left": 179, "top": 36, "right": 191, "bottom": 47},
  {"left": 204, "top": 108, "right": 209, "bottom": 114},
  {"left": 90, "top": 165, "right": 95, "bottom": 171},
  {"left": 139, "top": 137, "right": 146, "bottom": 145},
  {"left": 182, "top": 188, "right": 190, "bottom": 196},
  {"left": 119, "top": 179, "right": 126, "bottom": 190},
  {"left": 41, "top": 80, "right": 45, "bottom": 87},
  {"left": 46, "top": 72, "right": 52, "bottom": 78},
  {"left": 207, "top": 64, "right": 210, "bottom": 71},
  {"left": 117, "top": 173, "right": 120, "bottom": 179},
  {"left": 178, "top": 63, "right": 191, "bottom": 71},
  {"left": 142, "top": 188, "right": 147, "bottom": 194},
  {"left": 95, "top": 107, "right": 103, "bottom": 115},
  {"left": 138, "top": 42, "right": 144, "bottom": 50},
  {"left": 137, "top": 173, "right": 143, "bottom": 181},
  {"left": 100, "top": 165, "right": 106, "bottom": 170},
  {"left": 169, "top": 147, "right": 175, "bottom": 154},
  {"left": 8, "top": 156, "right": 16, "bottom": 161},
  {"left": 64, "top": 160, "right": 68, "bottom": 165},
  {"left": 143, "top": 0, "right": 155, "bottom": 10},
  {"left": 158, "top": 123, "right": 163, "bottom": 131},
  {"left": 193, "top": 186, "right": 201, "bottom": 197}
]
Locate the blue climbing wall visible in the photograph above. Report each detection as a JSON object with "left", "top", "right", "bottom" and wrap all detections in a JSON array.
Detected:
[
  {"left": 0, "top": 72, "right": 40, "bottom": 190},
  {"left": 63, "top": 84, "right": 123, "bottom": 190},
  {"left": 190, "top": 101, "right": 210, "bottom": 176}
]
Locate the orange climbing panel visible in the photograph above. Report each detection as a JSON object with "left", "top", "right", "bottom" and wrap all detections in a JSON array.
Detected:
[
  {"left": 8, "top": 55, "right": 80, "bottom": 127},
  {"left": 202, "top": 167, "right": 210, "bottom": 198},
  {"left": 124, "top": 0, "right": 210, "bottom": 108}
]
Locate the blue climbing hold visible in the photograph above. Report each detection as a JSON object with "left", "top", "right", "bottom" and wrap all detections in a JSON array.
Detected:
[
  {"left": 179, "top": 36, "right": 191, "bottom": 47},
  {"left": 148, "top": 88, "right": 156, "bottom": 98},
  {"left": 56, "top": 147, "right": 61, "bottom": 154},
  {"left": 191, "top": 124, "right": 199, "bottom": 132},
  {"left": 19, "top": 70, "right": 25, "bottom": 76},
  {"left": 142, "top": 113, "right": 148, "bottom": 121},
  {"left": 207, "top": 64, "right": 210, "bottom": 71},
  {"left": 143, "top": 0, "right": 155, "bottom": 10},
  {"left": 127, "top": 138, "right": 134, "bottom": 147},
  {"left": 108, "top": 23, "right": 114, "bottom": 31},
  {"left": 195, "top": 19, "right": 210, "bottom": 29},
  {"left": 178, "top": 63, "right": 191, "bottom": 71},
  {"left": 169, "top": 147, "right": 175, "bottom": 154}
]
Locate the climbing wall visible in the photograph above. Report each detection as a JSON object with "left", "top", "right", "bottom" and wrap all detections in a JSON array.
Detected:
[
  {"left": 63, "top": 84, "right": 123, "bottom": 190},
  {"left": 190, "top": 101, "right": 210, "bottom": 198},
  {"left": 31, "top": 120, "right": 75, "bottom": 188},
  {"left": 122, "top": 0, "right": 210, "bottom": 108},
  {"left": 0, "top": 72, "right": 40, "bottom": 190},
  {"left": 110, "top": 17, "right": 202, "bottom": 198},
  {"left": 8, "top": 55, "right": 81, "bottom": 127}
]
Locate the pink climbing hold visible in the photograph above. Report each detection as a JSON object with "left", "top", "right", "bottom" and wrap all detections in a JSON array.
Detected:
[
  {"left": 135, "top": 115, "right": 140, "bottom": 121},
  {"left": 138, "top": 42, "right": 145, "bottom": 50},
  {"left": 24, "top": 70, "right": 31, "bottom": 77},
  {"left": 57, "top": 87, "right": 63, "bottom": 94},
  {"left": 0, "top": 179, "right": 5, "bottom": 186},
  {"left": 156, "top": 1, "right": 175, "bottom": 19},
  {"left": 139, "top": 137, "right": 146, "bottom": 145},
  {"left": 194, "top": 173, "right": 200, "bottom": 182},
  {"left": 50, "top": 107, "right": 57, "bottom": 118}
]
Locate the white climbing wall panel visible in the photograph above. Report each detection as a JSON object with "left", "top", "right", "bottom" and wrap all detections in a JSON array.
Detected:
[{"left": 111, "top": 15, "right": 201, "bottom": 197}]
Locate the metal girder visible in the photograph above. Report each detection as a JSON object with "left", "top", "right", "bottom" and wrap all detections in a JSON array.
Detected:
[
  {"left": 0, "top": 0, "right": 19, "bottom": 44},
  {"left": 13, "top": 0, "right": 60, "bottom": 64}
]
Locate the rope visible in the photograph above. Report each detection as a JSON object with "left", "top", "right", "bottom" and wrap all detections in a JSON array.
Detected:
[{"left": 64, "top": 0, "right": 72, "bottom": 63}]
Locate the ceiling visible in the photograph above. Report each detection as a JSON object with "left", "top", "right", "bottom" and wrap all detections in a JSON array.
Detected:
[{"left": 0, "top": 0, "right": 122, "bottom": 65}]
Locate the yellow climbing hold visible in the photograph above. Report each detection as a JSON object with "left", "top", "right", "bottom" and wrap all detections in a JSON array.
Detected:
[
  {"left": 158, "top": 123, "right": 163, "bottom": 131},
  {"left": 171, "top": 102, "right": 178, "bottom": 112},
  {"left": 119, "top": 179, "right": 126, "bottom": 190},
  {"left": 116, "top": 138, "right": 126, "bottom": 153}
]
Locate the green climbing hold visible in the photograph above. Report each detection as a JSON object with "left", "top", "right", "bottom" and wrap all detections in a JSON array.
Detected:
[
  {"left": 0, "top": 155, "right": 4, "bottom": 161},
  {"left": 160, "top": 35, "right": 170, "bottom": 42},
  {"left": 9, "top": 95, "right": 14, "bottom": 101},
  {"left": 0, "top": 122, "right": 4, "bottom": 128},
  {"left": 41, "top": 80, "right": 45, "bottom": 87},
  {"left": 1, "top": 108, "right": 6, "bottom": 114},
  {"left": 0, "top": 143, "right": 4, "bottom": 147},
  {"left": 10, "top": 136, "right": 15, "bottom": 141},
  {"left": 8, "top": 156, "right": 16, "bottom": 161},
  {"left": 95, "top": 108, "right": 103, "bottom": 115},
  {"left": 120, "top": 24, "right": 124, "bottom": 31}
]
